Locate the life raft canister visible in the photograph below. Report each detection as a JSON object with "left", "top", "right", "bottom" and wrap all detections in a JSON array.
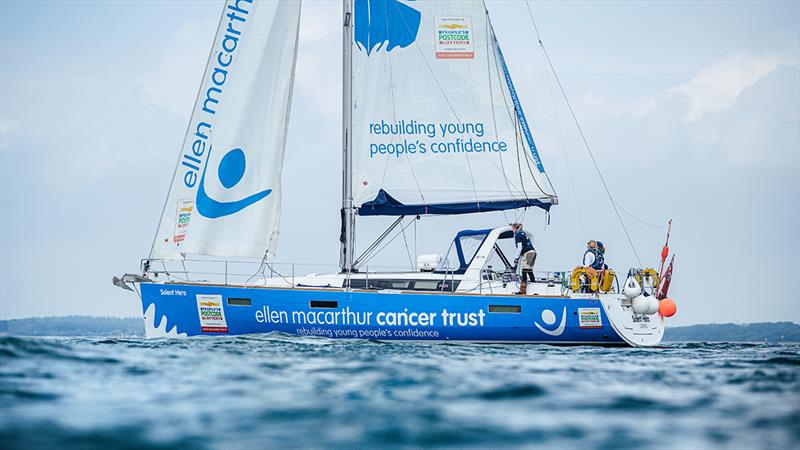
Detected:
[
  {"left": 571, "top": 267, "right": 599, "bottom": 292},
  {"left": 599, "top": 269, "right": 615, "bottom": 293}
]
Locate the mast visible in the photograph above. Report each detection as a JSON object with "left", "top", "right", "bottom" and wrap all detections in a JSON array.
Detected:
[{"left": 340, "top": 0, "right": 355, "bottom": 273}]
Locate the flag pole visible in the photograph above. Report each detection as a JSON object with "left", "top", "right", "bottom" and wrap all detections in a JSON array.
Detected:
[{"left": 655, "top": 219, "right": 672, "bottom": 290}]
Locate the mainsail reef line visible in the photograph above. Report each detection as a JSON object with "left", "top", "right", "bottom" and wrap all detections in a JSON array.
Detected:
[{"left": 178, "top": 0, "right": 253, "bottom": 191}]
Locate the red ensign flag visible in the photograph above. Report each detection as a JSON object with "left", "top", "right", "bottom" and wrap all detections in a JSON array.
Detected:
[{"left": 656, "top": 255, "right": 675, "bottom": 300}]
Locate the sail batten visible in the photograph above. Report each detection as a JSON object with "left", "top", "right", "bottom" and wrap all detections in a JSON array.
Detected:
[
  {"left": 351, "top": 0, "right": 557, "bottom": 217},
  {"left": 150, "top": 0, "right": 301, "bottom": 260}
]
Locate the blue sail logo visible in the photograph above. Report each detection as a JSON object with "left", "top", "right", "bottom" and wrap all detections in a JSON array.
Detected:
[
  {"left": 196, "top": 146, "right": 272, "bottom": 219},
  {"left": 354, "top": 0, "right": 421, "bottom": 56}
]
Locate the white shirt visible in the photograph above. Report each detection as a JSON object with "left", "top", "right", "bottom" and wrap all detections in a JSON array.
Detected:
[{"left": 583, "top": 251, "right": 596, "bottom": 267}]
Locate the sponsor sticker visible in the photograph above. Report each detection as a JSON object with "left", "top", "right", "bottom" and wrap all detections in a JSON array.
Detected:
[
  {"left": 173, "top": 199, "right": 195, "bottom": 243},
  {"left": 196, "top": 294, "right": 228, "bottom": 333},
  {"left": 435, "top": 16, "right": 473, "bottom": 59},
  {"left": 578, "top": 307, "right": 602, "bottom": 329}
]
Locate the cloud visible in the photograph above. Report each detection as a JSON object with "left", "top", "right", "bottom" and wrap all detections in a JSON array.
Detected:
[
  {"left": 580, "top": 93, "right": 659, "bottom": 120},
  {"left": 0, "top": 118, "right": 18, "bottom": 151},
  {"left": 671, "top": 52, "right": 797, "bottom": 121}
]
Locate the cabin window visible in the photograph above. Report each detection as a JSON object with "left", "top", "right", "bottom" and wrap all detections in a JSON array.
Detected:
[
  {"left": 412, "top": 280, "right": 460, "bottom": 291},
  {"left": 489, "top": 305, "right": 521, "bottom": 313},
  {"left": 347, "top": 279, "right": 411, "bottom": 290},
  {"left": 347, "top": 279, "right": 460, "bottom": 291},
  {"left": 310, "top": 300, "right": 338, "bottom": 308},
  {"left": 413, "top": 280, "right": 439, "bottom": 290},
  {"left": 347, "top": 279, "right": 366, "bottom": 289},
  {"left": 373, "top": 280, "right": 412, "bottom": 290},
  {"left": 227, "top": 297, "right": 251, "bottom": 306},
  {"left": 458, "top": 234, "right": 486, "bottom": 266}
]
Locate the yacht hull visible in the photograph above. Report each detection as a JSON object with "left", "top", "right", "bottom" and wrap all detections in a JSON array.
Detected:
[{"left": 139, "top": 282, "right": 664, "bottom": 346}]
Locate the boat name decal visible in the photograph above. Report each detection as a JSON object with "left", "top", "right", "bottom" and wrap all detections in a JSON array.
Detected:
[{"left": 160, "top": 288, "right": 187, "bottom": 296}]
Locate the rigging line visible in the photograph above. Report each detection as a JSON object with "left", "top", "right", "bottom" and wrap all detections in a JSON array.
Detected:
[
  {"left": 487, "top": 23, "right": 555, "bottom": 200},
  {"left": 515, "top": 108, "right": 545, "bottom": 196},
  {"left": 381, "top": 9, "right": 426, "bottom": 204},
  {"left": 514, "top": 109, "right": 555, "bottom": 201},
  {"left": 486, "top": 25, "right": 541, "bottom": 202},
  {"left": 612, "top": 199, "right": 667, "bottom": 229},
  {"left": 396, "top": 10, "right": 481, "bottom": 207},
  {"left": 486, "top": 21, "right": 557, "bottom": 199},
  {"left": 512, "top": 106, "right": 530, "bottom": 201},
  {"left": 245, "top": 253, "right": 270, "bottom": 285},
  {"left": 488, "top": 28, "right": 521, "bottom": 139},
  {"left": 377, "top": 7, "right": 395, "bottom": 189},
  {"left": 545, "top": 61, "right": 585, "bottom": 231},
  {"left": 524, "top": 1, "right": 644, "bottom": 267},
  {"left": 538, "top": 41, "right": 583, "bottom": 230},
  {"left": 510, "top": 90, "right": 559, "bottom": 200},
  {"left": 400, "top": 222, "right": 414, "bottom": 270},
  {"left": 147, "top": 0, "right": 230, "bottom": 260},
  {"left": 484, "top": 10, "right": 516, "bottom": 200},
  {"left": 508, "top": 97, "right": 551, "bottom": 201},
  {"left": 413, "top": 217, "right": 417, "bottom": 268},
  {"left": 526, "top": 3, "right": 578, "bottom": 220},
  {"left": 358, "top": 217, "right": 418, "bottom": 267},
  {"left": 378, "top": 58, "right": 393, "bottom": 189}
]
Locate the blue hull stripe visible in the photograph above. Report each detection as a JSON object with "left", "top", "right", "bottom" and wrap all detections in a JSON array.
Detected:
[{"left": 141, "top": 283, "right": 624, "bottom": 344}]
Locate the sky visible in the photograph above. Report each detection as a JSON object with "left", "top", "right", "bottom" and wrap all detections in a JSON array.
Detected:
[{"left": 1, "top": 0, "right": 798, "bottom": 326}]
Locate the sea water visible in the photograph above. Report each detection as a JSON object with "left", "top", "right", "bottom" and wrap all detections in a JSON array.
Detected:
[{"left": 1, "top": 336, "right": 797, "bottom": 449}]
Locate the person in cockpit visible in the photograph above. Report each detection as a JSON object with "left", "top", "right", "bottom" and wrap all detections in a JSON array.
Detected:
[{"left": 512, "top": 223, "right": 536, "bottom": 295}]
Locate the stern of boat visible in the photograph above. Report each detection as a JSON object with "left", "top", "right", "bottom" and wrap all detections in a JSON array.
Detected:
[{"left": 600, "top": 296, "right": 665, "bottom": 347}]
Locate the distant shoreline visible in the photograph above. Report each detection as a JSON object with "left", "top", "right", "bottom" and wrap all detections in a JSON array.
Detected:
[{"left": 1, "top": 316, "right": 798, "bottom": 342}]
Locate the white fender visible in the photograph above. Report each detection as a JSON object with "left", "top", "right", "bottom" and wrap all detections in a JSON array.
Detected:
[
  {"left": 631, "top": 295, "right": 649, "bottom": 315},
  {"left": 645, "top": 296, "right": 660, "bottom": 315},
  {"left": 623, "top": 277, "right": 642, "bottom": 299}
]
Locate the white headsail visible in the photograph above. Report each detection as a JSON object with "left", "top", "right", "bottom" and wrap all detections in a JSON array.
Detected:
[
  {"left": 150, "top": 0, "right": 301, "bottom": 260},
  {"left": 351, "top": 0, "right": 557, "bottom": 216}
]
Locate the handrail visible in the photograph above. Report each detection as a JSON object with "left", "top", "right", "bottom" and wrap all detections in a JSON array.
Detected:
[{"left": 141, "top": 257, "right": 635, "bottom": 295}]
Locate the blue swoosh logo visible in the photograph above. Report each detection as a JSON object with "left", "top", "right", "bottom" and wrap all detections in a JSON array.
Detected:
[
  {"left": 354, "top": 0, "right": 420, "bottom": 56},
  {"left": 196, "top": 146, "right": 271, "bottom": 219},
  {"left": 534, "top": 307, "right": 567, "bottom": 337}
]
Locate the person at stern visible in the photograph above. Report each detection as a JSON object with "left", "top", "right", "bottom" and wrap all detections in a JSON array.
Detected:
[{"left": 512, "top": 223, "right": 536, "bottom": 295}]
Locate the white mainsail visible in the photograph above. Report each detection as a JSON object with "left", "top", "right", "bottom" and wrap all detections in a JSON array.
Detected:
[
  {"left": 351, "top": 0, "right": 557, "bottom": 216},
  {"left": 150, "top": 0, "right": 301, "bottom": 260}
]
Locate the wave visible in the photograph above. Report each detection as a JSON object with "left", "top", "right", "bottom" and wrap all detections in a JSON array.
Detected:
[{"left": 1, "top": 337, "right": 797, "bottom": 449}]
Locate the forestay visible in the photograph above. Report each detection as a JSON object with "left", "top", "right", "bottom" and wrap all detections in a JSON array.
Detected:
[
  {"left": 352, "top": 0, "right": 557, "bottom": 216},
  {"left": 150, "top": 0, "right": 301, "bottom": 260}
]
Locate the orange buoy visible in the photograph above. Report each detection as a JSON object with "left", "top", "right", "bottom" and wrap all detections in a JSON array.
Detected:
[{"left": 659, "top": 298, "right": 677, "bottom": 318}]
